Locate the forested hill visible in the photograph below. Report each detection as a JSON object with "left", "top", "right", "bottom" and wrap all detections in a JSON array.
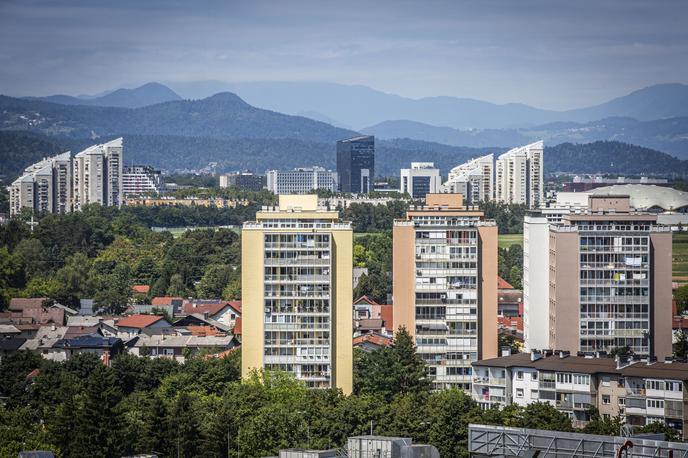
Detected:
[
  {"left": 0, "top": 92, "right": 357, "bottom": 143},
  {"left": 544, "top": 141, "right": 688, "bottom": 176}
]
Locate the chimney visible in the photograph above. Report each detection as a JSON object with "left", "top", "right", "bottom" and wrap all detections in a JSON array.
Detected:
[
  {"left": 501, "top": 346, "right": 511, "bottom": 357},
  {"left": 51, "top": 324, "right": 56, "bottom": 331},
  {"left": 665, "top": 356, "right": 674, "bottom": 364},
  {"left": 559, "top": 350, "right": 570, "bottom": 359},
  {"left": 647, "top": 356, "right": 657, "bottom": 365},
  {"left": 530, "top": 349, "right": 542, "bottom": 361}
]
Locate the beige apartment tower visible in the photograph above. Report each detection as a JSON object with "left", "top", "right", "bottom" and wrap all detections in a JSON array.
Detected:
[
  {"left": 549, "top": 196, "right": 672, "bottom": 358},
  {"left": 242, "top": 195, "right": 353, "bottom": 394},
  {"left": 393, "top": 193, "right": 498, "bottom": 390}
]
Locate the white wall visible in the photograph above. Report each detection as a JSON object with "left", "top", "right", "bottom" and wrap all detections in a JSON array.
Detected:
[{"left": 523, "top": 214, "right": 551, "bottom": 351}]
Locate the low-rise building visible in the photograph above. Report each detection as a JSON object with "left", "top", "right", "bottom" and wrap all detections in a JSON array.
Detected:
[
  {"left": 219, "top": 171, "right": 264, "bottom": 191},
  {"left": 115, "top": 314, "right": 171, "bottom": 337},
  {"left": 472, "top": 351, "right": 688, "bottom": 436},
  {"left": 130, "top": 334, "right": 238, "bottom": 362},
  {"left": 400, "top": 162, "right": 442, "bottom": 199}
]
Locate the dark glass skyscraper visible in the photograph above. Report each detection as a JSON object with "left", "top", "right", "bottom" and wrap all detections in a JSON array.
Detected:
[{"left": 336, "top": 135, "right": 375, "bottom": 194}]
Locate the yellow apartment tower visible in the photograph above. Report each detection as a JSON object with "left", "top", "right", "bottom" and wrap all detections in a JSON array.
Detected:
[
  {"left": 242, "top": 194, "right": 353, "bottom": 394},
  {"left": 393, "top": 193, "right": 498, "bottom": 390}
]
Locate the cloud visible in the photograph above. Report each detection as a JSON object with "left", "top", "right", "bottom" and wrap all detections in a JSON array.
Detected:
[{"left": 0, "top": 0, "right": 687, "bottom": 109}]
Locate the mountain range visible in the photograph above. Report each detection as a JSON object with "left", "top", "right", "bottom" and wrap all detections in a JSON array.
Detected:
[
  {"left": 159, "top": 81, "right": 688, "bottom": 131},
  {"left": 28, "top": 82, "right": 181, "bottom": 108}
]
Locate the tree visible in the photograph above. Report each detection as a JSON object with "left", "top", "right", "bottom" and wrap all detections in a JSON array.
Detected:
[
  {"left": 517, "top": 402, "right": 574, "bottom": 432},
  {"left": 72, "top": 365, "right": 123, "bottom": 457},
  {"left": 14, "top": 238, "right": 47, "bottom": 280},
  {"left": 353, "top": 270, "right": 390, "bottom": 304},
  {"left": 167, "top": 273, "right": 187, "bottom": 297},
  {"left": 609, "top": 346, "right": 633, "bottom": 358},
  {"left": 197, "top": 264, "right": 233, "bottom": 298},
  {"left": 675, "top": 284, "right": 688, "bottom": 315},
  {"left": 675, "top": 330, "right": 688, "bottom": 359},
  {"left": 92, "top": 261, "right": 132, "bottom": 314},
  {"left": 355, "top": 327, "right": 431, "bottom": 400},
  {"left": 634, "top": 421, "right": 679, "bottom": 441},
  {"left": 498, "top": 333, "right": 520, "bottom": 355},
  {"left": 582, "top": 407, "right": 622, "bottom": 435}
]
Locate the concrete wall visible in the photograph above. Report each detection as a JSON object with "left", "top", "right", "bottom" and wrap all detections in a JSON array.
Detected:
[
  {"left": 332, "top": 228, "right": 353, "bottom": 395},
  {"left": 651, "top": 231, "right": 673, "bottom": 359},
  {"left": 392, "top": 224, "right": 416, "bottom": 336},
  {"left": 550, "top": 230, "right": 581, "bottom": 353},
  {"left": 478, "top": 225, "right": 498, "bottom": 360},
  {"left": 524, "top": 214, "right": 551, "bottom": 351},
  {"left": 241, "top": 229, "right": 265, "bottom": 379}
]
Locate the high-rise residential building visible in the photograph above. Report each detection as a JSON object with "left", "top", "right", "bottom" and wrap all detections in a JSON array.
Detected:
[
  {"left": 399, "top": 162, "right": 442, "bottom": 199},
  {"left": 336, "top": 136, "right": 375, "bottom": 194},
  {"left": 393, "top": 193, "right": 498, "bottom": 390},
  {"left": 495, "top": 141, "right": 543, "bottom": 208},
  {"left": 444, "top": 154, "right": 494, "bottom": 205},
  {"left": 122, "top": 165, "right": 163, "bottom": 196},
  {"left": 72, "top": 138, "right": 123, "bottom": 210},
  {"left": 527, "top": 195, "right": 672, "bottom": 358},
  {"left": 9, "top": 152, "right": 72, "bottom": 216},
  {"left": 219, "top": 171, "right": 264, "bottom": 191},
  {"left": 241, "top": 194, "right": 353, "bottom": 393},
  {"left": 266, "top": 167, "right": 338, "bottom": 195}
]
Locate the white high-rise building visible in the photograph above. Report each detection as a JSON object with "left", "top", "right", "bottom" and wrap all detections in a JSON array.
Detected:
[
  {"left": 495, "top": 141, "right": 543, "bottom": 208},
  {"left": 444, "top": 154, "right": 494, "bottom": 205},
  {"left": 9, "top": 151, "right": 72, "bottom": 216},
  {"left": 122, "top": 165, "right": 163, "bottom": 196},
  {"left": 266, "top": 167, "right": 338, "bottom": 195},
  {"left": 400, "top": 162, "right": 442, "bottom": 199},
  {"left": 72, "top": 138, "right": 123, "bottom": 210}
]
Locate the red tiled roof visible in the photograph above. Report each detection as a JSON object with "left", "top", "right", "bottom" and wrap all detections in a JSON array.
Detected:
[
  {"left": 9, "top": 298, "right": 49, "bottom": 311},
  {"left": 116, "top": 314, "right": 165, "bottom": 329},
  {"left": 187, "top": 325, "right": 223, "bottom": 337},
  {"left": 131, "top": 285, "right": 150, "bottom": 294},
  {"left": 183, "top": 302, "right": 229, "bottom": 317},
  {"left": 151, "top": 296, "right": 182, "bottom": 306},
  {"left": 353, "top": 333, "right": 392, "bottom": 348},
  {"left": 228, "top": 301, "right": 241, "bottom": 313},
  {"left": 379, "top": 305, "right": 393, "bottom": 333},
  {"left": 353, "top": 295, "right": 380, "bottom": 306},
  {"left": 497, "top": 277, "right": 514, "bottom": 290},
  {"left": 233, "top": 316, "right": 241, "bottom": 335},
  {"left": 673, "top": 315, "right": 688, "bottom": 330},
  {"left": 497, "top": 315, "right": 523, "bottom": 332}
]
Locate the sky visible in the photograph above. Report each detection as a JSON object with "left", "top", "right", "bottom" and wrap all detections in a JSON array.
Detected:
[{"left": 1, "top": 0, "right": 687, "bottom": 110}]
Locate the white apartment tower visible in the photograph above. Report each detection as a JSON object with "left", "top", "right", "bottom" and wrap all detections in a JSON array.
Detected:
[
  {"left": 444, "top": 154, "right": 494, "bottom": 205},
  {"left": 266, "top": 167, "right": 338, "bottom": 195},
  {"left": 72, "top": 138, "right": 123, "bottom": 210},
  {"left": 495, "top": 141, "right": 544, "bottom": 208},
  {"left": 9, "top": 152, "right": 72, "bottom": 216},
  {"left": 400, "top": 162, "right": 442, "bottom": 199}
]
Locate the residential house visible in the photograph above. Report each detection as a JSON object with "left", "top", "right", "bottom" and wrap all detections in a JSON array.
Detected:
[
  {"left": 182, "top": 300, "right": 241, "bottom": 328},
  {"left": 173, "top": 313, "right": 232, "bottom": 336},
  {"left": 151, "top": 296, "right": 183, "bottom": 314},
  {"left": 131, "top": 335, "right": 238, "bottom": 362},
  {"left": 497, "top": 277, "right": 523, "bottom": 317},
  {"left": 353, "top": 296, "right": 393, "bottom": 336},
  {"left": 20, "top": 325, "right": 68, "bottom": 360},
  {"left": 353, "top": 333, "right": 392, "bottom": 352},
  {"left": 115, "top": 314, "right": 172, "bottom": 337},
  {"left": 52, "top": 334, "right": 124, "bottom": 365}
]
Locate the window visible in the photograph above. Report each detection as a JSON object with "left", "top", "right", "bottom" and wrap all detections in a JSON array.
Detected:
[
  {"left": 516, "top": 388, "right": 524, "bottom": 398},
  {"left": 531, "top": 390, "right": 538, "bottom": 399},
  {"left": 602, "top": 395, "right": 610, "bottom": 405},
  {"left": 618, "top": 398, "right": 625, "bottom": 406},
  {"left": 532, "top": 372, "right": 538, "bottom": 381},
  {"left": 556, "top": 373, "right": 572, "bottom": 384},
  {"left": 517, "top": 371, "right": 524, "bottom": 380},
  {"left": 647, "top": 399, "right": 664, "bottom": 409},
  {"left": 573, "top": 374, "right": 590, "bottom": 385},
  {"left": 601, "top": 376, "right": 610, "bottom": 387},
  {"left": 647, "top": 380, "right": 665, "bottom": 391}
]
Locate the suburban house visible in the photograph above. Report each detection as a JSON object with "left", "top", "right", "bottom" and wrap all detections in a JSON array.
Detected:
[
  {"left": 352, "top": 296, "right": 394, "bottom": 336},
  {"left": 115, "top": 314, "right": 172, "bottom": 337},
  {"left": 353, "top": 332, "right": 393, "bottom": 352},
  {"left": 51, "top": 334, "right": 125, "bottom": 365},
  {"left": 182, "top": 300, "right": 242, "bottom": 328},
  {"left": 131, "top": 334, "right": 238, "bottom": 362}
]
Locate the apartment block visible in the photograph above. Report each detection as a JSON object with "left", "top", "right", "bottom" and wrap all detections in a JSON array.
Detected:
[
  {"left": 336, "top": 136, "right": 375, "bottom": 194},
  {"left": 393, "top": 193, "right": 498, "bottom": 391},
  {"left": 495, "top": 141, "right": 543, "bottom": 208},
  {"left": 444, "top": 154, "right": 494, "bottom": 205},
  {"left": 472, "top": 351, "right": 688, "bottom": 437},
  {"left": 266, "top": 167, "right": 338, "bottom": 195},
  {"left": 72, "top": 138, "right": 123, "bottom": 210},
  {"left": 9, "top": 152, "right": 72, "bottom": 216},
  {"left": 524, "top": 195, "right": 672, "bottom": 359},
  {"left": 219, "top": 171, "right": 264, "bottom": 191},
  {"left": 241, "top": 195, "right": 353, "bottom": 393},
  {"left": 122, "top": 165, "right": 163, "bottom": 196},
  {"left": 399, "top": 162, "right": 442, "bottom": 199}
]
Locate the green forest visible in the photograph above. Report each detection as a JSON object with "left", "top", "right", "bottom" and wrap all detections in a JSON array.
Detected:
[{"left": 1, "top": 328, "right": 670, "bottom": 458}]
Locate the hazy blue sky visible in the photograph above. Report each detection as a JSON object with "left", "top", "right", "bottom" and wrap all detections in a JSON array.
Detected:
[{"left": 1, "top": 0, "right": 687, "bottom": 109}]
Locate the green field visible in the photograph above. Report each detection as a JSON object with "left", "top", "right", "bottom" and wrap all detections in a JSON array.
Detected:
[
  {"left": 673, "top": 232, "right": 688, "bottom": 278},
  {"left": 499, "top": 233, "right": 523, "bottom": 249}
]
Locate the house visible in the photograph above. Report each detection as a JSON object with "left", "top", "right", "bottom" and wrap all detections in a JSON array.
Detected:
[
  {"left": 51, "top": 334, "right": 125, "bottom": 364},
  {"left": 0, "top": 336, "right": 27, "bottom": 360},
  {"left": 353, "top": 296, "right": 394, "bottom": 336},
  {"left": 173, "top": 313, "right": 232, "bottom": 335},
  {"left": 20, "top": 325, "right": 69, "bottom": 360},
  {"left": 353, "top": 332, "right": 392, "bottom": 352},
  {"left": 497, "top": 315, "right": 524, "bottom": 346},
  {"left": 0, "top": 324, "right": 21, "bottom": 337},
  {"left": 497, "top": 277, "right": 523, "bottom": 317},
  {"left": 131, "top": 285, "right": 150, "bottom": 295},
  {"left": 151, "top": 296, "right": 184, "bottom": 314},
  {"left": 182, "top": 300, "right": 241, "bottom": 328},
  {"left": 3, "top": 297, "right": 68, "bottom": 326},
  {"left": 131, "top": 334, "right": 238, "bottom": 362},
  {"left": 233, "top": 316, "right": 241, "bottom": 341},
  {"left": 66, "top": 316, "right": 119, "bottom": 337},
  {"left": 115, "top": 314, "right": 172, "bottom": 337}
]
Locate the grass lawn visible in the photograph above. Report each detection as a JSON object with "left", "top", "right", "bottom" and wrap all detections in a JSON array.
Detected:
[
  {"left": 673, "top": 232, "right": 688, "bottom": 279},
  {"left": 499, "top": 233, "right": 523, "bottom": 249}
]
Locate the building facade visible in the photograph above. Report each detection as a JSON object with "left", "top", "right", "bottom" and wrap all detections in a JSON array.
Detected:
[
  {"left": 495, "top": 141, "right": 543, "bottom": 208},
  {"left": 399, "top": 162, "right": 442, "bottom": 199},
  {"left": 122, "top": 165, "right": 163, "bottom": 196},
  {"left": 266, "top": 167, "right": 338, "bottom": 195},
  {"left": 9, "top": 152, "right": 72, "bottom": 216},
  {"left": 393, "top": 193, "right": 498, "bottom": 391},
  {"left": 219, "top": 171, "right": 264, "bottom": 191},
  {"left": 72, "top": 138, "right": 123, "bottom": 210},
  {"left": 539, "top": 196, "right": 672, "bottom": 358},
  {"left": 241, "top": 195, "right": 353, "bottom": 393},
  {"left": 336, "top": 136, "right": 375, "bottom": 194},
  {"left": 444, "top": 154, "right": 494, "bottom": 205},
  {"left": 472, "top": 351, "right": 688, "bottom": 437}
]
